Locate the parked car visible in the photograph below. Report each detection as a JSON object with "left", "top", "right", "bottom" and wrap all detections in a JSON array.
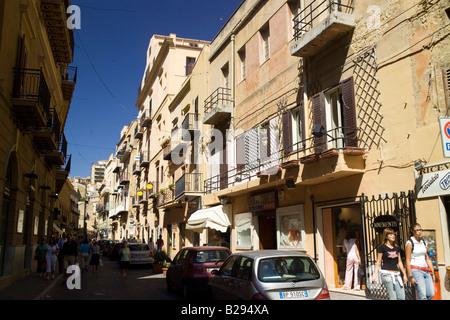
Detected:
[
  {"left": 109, "top": 242, "right": 124, "bottom": 260},
  {"left": 208, "top": 250, "right": 330, "bottom": 300},
  {"left": 128, "top": 243, "right": 154, "bottom": 266},
  {"left": 166, "top": 246, "right": 232, "bottom": 297},
  {"left": 102, "top": 240, "right": 118, "bottom": 256}
]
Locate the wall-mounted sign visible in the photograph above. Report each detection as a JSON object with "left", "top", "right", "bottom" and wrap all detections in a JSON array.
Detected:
[
  {"left": 439, "top": 118, "right": 450, "bottom": 158},
  {"left": 372, "top": 215, "right": 399, "bottom": 234},
  {"left": 248, "top": 192, "right": 276, "bottom": 212},
  {"left": 415, "top": 161, "right": 450, "bottom": 198}
]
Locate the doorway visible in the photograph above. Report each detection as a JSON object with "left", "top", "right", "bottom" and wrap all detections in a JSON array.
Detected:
[
  {"left": 258, "top": 210, "right": 276, "bottom": 249},
  {"left": 321, "top": 204, "right": 362, "bottom": 288}
]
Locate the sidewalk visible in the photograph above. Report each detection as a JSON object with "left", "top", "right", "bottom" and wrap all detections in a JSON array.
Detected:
[{"left": 0, "top": 272, "right": 64, "bottom": 300}]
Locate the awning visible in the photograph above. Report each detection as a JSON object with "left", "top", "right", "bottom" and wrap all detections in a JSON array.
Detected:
[
  {"left": 53, "top": 223, "right": 63, "bottom": 235},
  {"left": 186, "top": 205, "right": 231, "bottom": 233}
]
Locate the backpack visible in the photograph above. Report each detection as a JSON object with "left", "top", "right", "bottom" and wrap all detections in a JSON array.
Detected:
[{"left": 406, "top": 237, "right": 427, "bottom": 253}]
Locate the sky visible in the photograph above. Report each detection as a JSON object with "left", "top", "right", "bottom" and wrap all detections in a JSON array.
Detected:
[{"left": 66, "top": 0, "right": 243, "bottom": 178}]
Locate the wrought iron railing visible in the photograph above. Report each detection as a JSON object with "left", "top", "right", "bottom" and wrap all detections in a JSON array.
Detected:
[
  {"left": 175, "top": 173, "right": 203, "bottom": 198},
  {"left": 13, "top": 68, "right": 51, "bottom": 119},
  {"left": 293, "top": 0, "right": 354, "bottom": 40},
  {"left": 204, "top": 87, "right": 233, "bottom": 115}
]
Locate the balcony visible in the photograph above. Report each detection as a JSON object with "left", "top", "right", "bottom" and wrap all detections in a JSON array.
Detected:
[
  {"left": 134, "top": 124, "right": 143, "bottom": 140},
  {"left": 203, "top": 87, "right": 233, "bottom": 125},
  {"left": 132, "top": 163, "right": 141, "bottom": 175},
  {"left": 117, "top": 144, "right": 132, "bottom": 163},
  {"left": 175, "top": 173, "right": 203, "bottom": 202},
  {"left": 54, "top": 154, "right": 71, "bottom": 194},
  {"left": 141, "top": 109, "right": 152, "bottom": 128},
  {"left": 40, "top": 0, "right": 75, "bottom": 63},
  {"left": 61, "top": 66, "right": 77, "bottom": 101},
  {"left": 158, "top": 188, "right": 174, "bottom": 207},
  {"left": 11, "top": 68, "right": 51, "bottom": 129},
  {"left": 290, "top": 0, "right": 354, "bottom": 57},
  {"left": 119, "top": 171, "right": 130, "bottom": 185},
  {"left": 140, "top": 151, "right": 150, "bottom": 168},
  {"left": 138, "top": 191, "right": 149, "bottom": 204},
  {"left": 33, "top": 109, "right": 61, "bottom": 153},
  {"left": 182, "top": 113, "right": 200, "bottom": 140}
]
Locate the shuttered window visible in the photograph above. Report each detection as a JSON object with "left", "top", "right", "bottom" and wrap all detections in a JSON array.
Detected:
[
  {"left": 282, "top": 110, "right": 293, "bottom": 153},
  {"left": 341, "top": 77, "right": 358, "bottom": 147},
  {"left": 444, "top": 68, "right": 450, "bottom": 110},
  {"left": 312, "top": 92, "right": 326, "bottom": 153}
]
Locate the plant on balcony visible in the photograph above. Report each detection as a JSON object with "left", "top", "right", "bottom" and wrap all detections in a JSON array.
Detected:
[
  {"left": 160, "top": 188, "right": 166, "bottom": 195},
  {"left": 160, "top": 138, "right": 170, "bottom": 148},
  {"left": 168, "top": 184, "right": 175, "bottom": 190},
  {"left": 150, "top": 193, "right": 157, "bottom": 198}
]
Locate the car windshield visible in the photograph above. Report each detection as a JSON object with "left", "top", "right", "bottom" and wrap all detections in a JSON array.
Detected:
[
  {"left": 193, "top": 250, "right": 230, "bottom": 263},
  {"left": 129, "top": 244, "right": 149, "bottom": 251},
  {"left": 257, "top": 257, "right": 320, "bottom": 283}
]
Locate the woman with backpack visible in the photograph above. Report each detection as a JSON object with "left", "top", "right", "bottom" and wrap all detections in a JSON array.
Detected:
[{"left": 405, "top": 223, "right": 435, "bottom": 300}]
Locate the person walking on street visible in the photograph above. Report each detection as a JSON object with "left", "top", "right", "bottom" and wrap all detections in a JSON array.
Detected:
[
  {"left": 35, "top": 237, "right": 47, "bottom": 277},
  {"left": 89, "top": 241, "right": 100, "bottom": 273},
  {"left": 62, "top": 235, "right": 78, "bottom": 276},
  {"left": 343, "top": 229, "right": 361, "bottom": 291},
  {"left": 79, "top": 239, "right": 91, "bottom": 272},
  {"left": 45, "top": 237, "right": 58, "bottom": 280},
  {"left": 372, "top": 228, "right": 408, "bottom": 300},
  {"left": 156, "top": 235, "right": 164, "bottom": 252},
  {"left": 406, "top": 223, "right": 435, "bottom": 300},
  {"left": 57, "top": 233, "right": 67, "bottom": 274},
  {"left": 119, "top": 242, "right": 130, "bottom": 278},
  {"left": 148, "top": 237, "right": 155, "bottom": 256}
]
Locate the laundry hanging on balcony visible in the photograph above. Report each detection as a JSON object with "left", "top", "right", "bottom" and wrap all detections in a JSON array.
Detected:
[{"left": 186, "top": 205, "right": 231, "bottom": 233}]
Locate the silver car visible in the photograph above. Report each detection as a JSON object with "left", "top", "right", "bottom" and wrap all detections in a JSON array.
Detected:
[
  {"left": 128, "top": 243, "right": 154, "bottom": 266},
  {"left": 208, "top": 250, "right": 330, "bottom": 300}
]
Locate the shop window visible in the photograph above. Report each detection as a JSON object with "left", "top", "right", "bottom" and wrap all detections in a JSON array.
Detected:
[
  {"left": 276, "top": 205, "right": 305, "bottom": 251},
  {"left": 235, "top": 212, "right": 253, "bottom": 249}
]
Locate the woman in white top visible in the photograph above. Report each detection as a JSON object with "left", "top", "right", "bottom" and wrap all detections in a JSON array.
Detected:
[
  {"left": 45, "top": 237, "right": 58, "bottom": 280},
  {"left": 405, "top": 223, "right": 435, "bottom": 300},
  {"left": 343, "top": 229, "right": 361, "bottom": 290}
]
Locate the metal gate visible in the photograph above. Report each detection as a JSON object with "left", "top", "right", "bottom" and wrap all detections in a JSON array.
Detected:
[{"left": 360, "top": 191, "right": 417, "bottom": 300}]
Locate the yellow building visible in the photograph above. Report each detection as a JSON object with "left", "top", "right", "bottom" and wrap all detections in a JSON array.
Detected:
[
  {"left": 201, "top": 0, "right": 450, "bottom": 299},
  {"left": 0, "top": 0, "right": 76, "bottom": 288}
]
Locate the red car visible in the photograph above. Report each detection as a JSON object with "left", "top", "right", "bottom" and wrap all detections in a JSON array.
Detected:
[{"left": 166, "top": 246, "right": 232, "bottom": 298}]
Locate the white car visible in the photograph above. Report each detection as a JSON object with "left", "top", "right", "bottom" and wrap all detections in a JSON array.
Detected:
[
  {"left": 208, "top": 250, "right": 330, "bottom": 300},
  {"left": 128, "top": 243, "right": 154, "bottom": 266}
]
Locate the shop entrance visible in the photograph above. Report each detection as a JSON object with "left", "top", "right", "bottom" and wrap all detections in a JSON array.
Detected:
[
  {"left": 322, "top": 204, "right": 362, "bottom": 288},
  {"left": 258, "top": 210, "right": 276, "bottom": 249}
]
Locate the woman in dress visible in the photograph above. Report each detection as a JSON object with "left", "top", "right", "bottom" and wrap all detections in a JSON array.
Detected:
[
  {"left": 45, "top": 237, "right": 58, "bottom": 279},
  {"left": 119, "top": 242, "right": 130, "bottom": 278},
  {"left": 89, "top": 241, "right": 100, "bottom": 273},
  {"left": 35, "top": 237, "right": 47, "bottom": 277}
]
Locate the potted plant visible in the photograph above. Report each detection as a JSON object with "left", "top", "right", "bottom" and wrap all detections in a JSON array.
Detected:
[
  {"left": 162, "top": 260, "right": 171, "bottom": 276},
  {"left": 168, "top": 184, "right": 175, "bottom": 191},
  {"left": 160, "top": 188, "right": 166, "bottom": 195},
  {"left": 153, "top": 250, "right": 171, "bottom": 274},
  {"left": 160, "top": 138, "right": 171, "bottom": 148}
]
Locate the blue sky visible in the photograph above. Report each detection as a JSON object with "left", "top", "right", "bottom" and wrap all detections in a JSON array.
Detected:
[{"left": 66, "top": 0, "right": 243, "bottom": 178}]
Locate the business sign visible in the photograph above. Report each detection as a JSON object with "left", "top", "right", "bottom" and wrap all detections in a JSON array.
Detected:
[
  {"left": 415, "top": 161, "right": 450, "bottom": 198},
  {"left": 372, "top": 215, "right": 399, "bottom": 234},
  {"left": 439, "top": 118, "right": 450, "bottom": 158}
]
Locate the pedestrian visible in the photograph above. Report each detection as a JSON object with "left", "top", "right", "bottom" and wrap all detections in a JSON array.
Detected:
[
  {"left": 79, "top": 239, "right": 91, "bottom": 272},
  {"left": 405, "top": 223, "right": 435, "bottom": 300},
  {"left": 35, "top": 237, "right": 47, "bottom": 277},
  {"left": 62, "top": 235, "right": 78, "bottom": 276},
  {"left": 45, "top": 237, "right": 58, "bottom": 280},
  {"left": 156, "top": 235, "right": 164, "bottom": 252},
  {"left": 343, "top": 229, "right": 361, "bottom": 291},
  {"left": 119, "top": 241, "right": 130, "bottom": 278},
  {"left": 148, "top": 237, "right": 155, "bottom": 255},
  {"left": 56, "top": 232, "right": 67, "bottom": 274},
  {"left": 372, "top": 228, "right": 408, "bottom": 300},
  {"left": 89, "top": 241, "right": 100, "bottom": 273}
]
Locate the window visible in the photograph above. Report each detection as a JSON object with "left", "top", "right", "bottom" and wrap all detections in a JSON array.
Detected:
[
  {"left": 260, "top": 24, "right": 270, "bottom": 64},
  {"left": 235, "top": 212, "right": 253, "bottom": 249},
  {"left": 290, "top": 103, "right": 306, "bottom": 150},
  {"left": 236, "top": 256, "right": 253, "bottom": 281},
  {"left": 220, "top": 255, "right": 238, "bottom": 276},
  {"left": 238, "top": 47, "right": 246, "bottom": 81},
  {"left": 221, "top": 63, "right": 229, "bottom": 88},
  {"left": 257, "top": 256, "right": 320, "bottom": 283},
  {"left": 276, "top": 204, "right": 305, "bottom": 250},
  {"left": 186, "top": 57, "right": 196, "bottom": 76}
]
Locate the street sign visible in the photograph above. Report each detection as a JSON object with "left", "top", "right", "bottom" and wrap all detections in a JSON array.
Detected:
[{"left": 439, "top": 118, "right": 450, "bottom": 158}]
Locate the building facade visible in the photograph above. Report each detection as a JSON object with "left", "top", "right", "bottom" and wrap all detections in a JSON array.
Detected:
[{"left": 0, "top": 0, "right": 76, "bottom": 289}]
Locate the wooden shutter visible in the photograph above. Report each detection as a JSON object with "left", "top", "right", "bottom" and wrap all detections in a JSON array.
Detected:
[
  {"left": 282, "top": 110, "right": 293, "bottom": 153},
  {"left": 312, "top": 92, "right": 326, "bottom": 153},
  {"left": 299, "top": 101, "right": 306, "bottom": 149},
  {"left": 443, "top": 68, "right": 450, "bottom": 110},
  {"left": 341, "top": 76, "right": 358, "bottom": 147},
  {"left": 236, "top": 133, "right": 246, "bottom": 172}
]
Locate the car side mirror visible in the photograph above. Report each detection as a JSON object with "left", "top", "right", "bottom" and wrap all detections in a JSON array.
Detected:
[{"left": 211, "top": 269, "right": 220, "bottom": 276}]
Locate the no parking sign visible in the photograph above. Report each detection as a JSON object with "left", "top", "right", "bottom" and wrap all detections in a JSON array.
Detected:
[{"left": 439, "top": 118, "right": 450, "bottom": 158}]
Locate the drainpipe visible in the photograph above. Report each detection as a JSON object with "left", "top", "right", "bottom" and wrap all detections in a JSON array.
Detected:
[{"left": 231, "top": 34, "right": 236, "bottom": 169}]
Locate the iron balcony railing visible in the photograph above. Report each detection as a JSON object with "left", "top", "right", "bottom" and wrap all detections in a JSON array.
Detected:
[
  {"left": 204, "top": 87, "right": 233, "bottom": 115},
  {"left": 293, "top": 0, "right": 354, "bottom": 40},
  {"left": 175, "top": 173, "right": 203, "bottom": 199},
  {"left": 13, "top": 68, "right": 51, "bottom": 119},
  {"left": 204, "top": 126, "right": 362, "bottom": 194},
  {"left": 61, "top": 66, "right": 78, "bottom": 83},
  {"left": 46, "top": 108, "right": 62, "bottom": 146}
]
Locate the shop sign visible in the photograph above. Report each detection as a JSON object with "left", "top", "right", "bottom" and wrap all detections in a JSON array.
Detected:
[
  {"left": 372, "top": 215, "right": 399, "bottom": 234},
  {"left": 248, "top": 192, "right": 276, "bottom": 212},
  {"left": 415, "top": 161, "right": 450, "bottom": 198}
]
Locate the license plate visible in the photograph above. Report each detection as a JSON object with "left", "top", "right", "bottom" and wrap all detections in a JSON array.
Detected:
[{"left": 279, "top": 290, "right": 308, "bottom": 299}]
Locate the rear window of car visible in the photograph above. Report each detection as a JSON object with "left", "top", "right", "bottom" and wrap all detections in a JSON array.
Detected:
[
  {"left": 129, "top": 244, "right": 150, "bottom": 251},
  {"left": 193, "top": 249, "right": 230, "bottom": 263},
  {"left": 257, "top": 257, "right": 320, "bottom": 283}
]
